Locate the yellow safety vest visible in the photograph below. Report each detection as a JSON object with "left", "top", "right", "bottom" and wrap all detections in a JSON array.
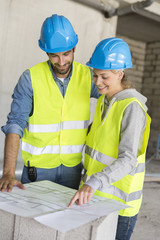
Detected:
[
  {"left": 84, "top": 95, "right": 151, "bottom": 217},
  {"left": 22, "top": 61, "right": 91, "bottom": 168}
]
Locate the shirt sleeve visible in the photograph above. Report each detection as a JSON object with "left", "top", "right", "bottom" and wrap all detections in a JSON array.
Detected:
[
  {"left": 90, "top": 68, "right": 100, "bottom": 99},
  {"left": 86, "top": 101, "right": 147, "bottom": 191},
  {"left": 1, "top": 70, "right": 33, "bottom": 138}
]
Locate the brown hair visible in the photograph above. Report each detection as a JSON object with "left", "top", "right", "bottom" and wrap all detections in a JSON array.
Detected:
[{"left": 111, "top": 70, "right": 134, "bottom": 89}]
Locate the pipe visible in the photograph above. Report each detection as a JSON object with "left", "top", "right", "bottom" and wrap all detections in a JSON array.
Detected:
[
  {"left": 70, "top": 0, "right": 116, "bottom": 16},
  {"left": 107, "top": 0, "right": 160, "bottom": 23},
  {"left": 70, "top": 0, "right": 160, "bottom": 23},
  {"left": 131, "top": 7, "right": 160, "bottom": 22},
  {"left": 105, "top": 0, "right": 155, "bottom": 18},
  {"left": 117, "top": 0, "right": 154, "bottom": 16}
]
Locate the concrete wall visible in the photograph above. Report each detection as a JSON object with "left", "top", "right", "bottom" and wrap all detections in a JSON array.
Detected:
[
  {"left": 142, "top": 41, "right": 160, "bottom": 156},
  {"left": 117, "top": 34, "right": 160, "bottom": 157},
  {"left": 0, "top": 0, "right": 118, "bottom": 164},
  {"left": 117, "top": 34, "right": 146, "bottom": 92}
]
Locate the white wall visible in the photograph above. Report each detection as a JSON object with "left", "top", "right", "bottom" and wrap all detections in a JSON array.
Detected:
[{"left": 0, "top": 0, "right": 118, "bottom": 161}]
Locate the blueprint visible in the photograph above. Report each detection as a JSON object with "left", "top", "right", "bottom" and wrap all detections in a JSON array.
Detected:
[{"left": 0, "top": 180, "right": 129, "bottom": 232}]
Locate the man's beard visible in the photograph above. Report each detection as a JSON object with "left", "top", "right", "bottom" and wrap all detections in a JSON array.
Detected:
[{"left": 52, "top": 62, "right": 72, "bottom": 76}]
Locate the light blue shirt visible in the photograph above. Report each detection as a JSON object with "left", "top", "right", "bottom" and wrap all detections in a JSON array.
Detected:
[{"left": 1, "top": 61, "right": 99, "bottom": 138}]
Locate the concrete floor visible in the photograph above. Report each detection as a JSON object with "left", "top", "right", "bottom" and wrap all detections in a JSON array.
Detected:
[{"left": 132, "top": 159, "right": 160, "bottom": 240}]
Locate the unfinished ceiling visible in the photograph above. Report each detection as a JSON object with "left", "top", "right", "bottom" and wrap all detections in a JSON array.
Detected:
[
  {"left": 72, "top": 0, "right": 160, "bottom": 43},
  {"left": 117, "top": 0, "right": 160, "bottom": 43}
]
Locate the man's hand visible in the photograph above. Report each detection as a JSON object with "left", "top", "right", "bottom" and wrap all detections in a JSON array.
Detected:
[
  {"left": 68, "top": 184, "right": 94, "bottom": 208},
  {"left": 0, "top": 175, "right": 25, "bottom": 192},
  {"left": 0, "top": 133, "right": 24, "bottom": 192}
]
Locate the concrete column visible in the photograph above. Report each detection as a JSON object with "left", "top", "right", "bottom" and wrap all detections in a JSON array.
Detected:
[{"left": 0, "top": 209, "right": 118, "bottom": 240}]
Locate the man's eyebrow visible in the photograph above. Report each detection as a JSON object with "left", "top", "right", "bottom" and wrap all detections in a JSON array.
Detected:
[
  {"left": 63, "top": 50, "right": 72, "bottom": 54},
  {"left": 49, "top": 53, "right": 57, "bottom": 56},
  {"left": 49, "top": 50, "right": 71, "bottom": 56}
]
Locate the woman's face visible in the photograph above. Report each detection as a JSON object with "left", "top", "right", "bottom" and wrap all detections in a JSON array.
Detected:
[{"left": 93, "top": 69, "right": 124, "bottom": 99}]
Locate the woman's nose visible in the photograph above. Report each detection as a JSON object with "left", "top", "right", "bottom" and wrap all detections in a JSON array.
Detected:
[{"left": 95, "top": 77, "right": 102, "bottom": 86}]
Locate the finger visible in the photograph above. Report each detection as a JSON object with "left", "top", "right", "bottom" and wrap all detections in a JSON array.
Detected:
[
  {"left": 1, "top": 187, "right": 7, "bottom": 192},
  {"left": 8, "top": 180, "right": 20, "bottom": 192},
  {"left": 7, "top": 183, "right": 14, "bottom": 192},
  {"left": 1, "top": 182, "right": 10, "bottom": 192},
  {"left": 1, "top": 180, "right": 25, "bottom": 192},
  {"left": 16, "top": 182, "right": 26, "bottom": 190},
  {"left": 0, "top": 182, "right": 4, "bottom": 191},
  {"left": 84, "top": 192, "right": 89, "bottom": 205},
  {"left": 68, "top": 196, "right": 77, "bottom": 207},
  {"left": 19, "top": 184, "right": 26, "bottom": 190},
  {"left": 79, "top": 191, "right": 84, "bottom": 205},
  {"left": 68, "top": 193, "right": 79, "bottom": 208},
  {"left": 0, "top": 181, "right": 3, "bottom": 187},
  {"left": 87, "top": 192, "right": 93, "bottom": 202}
]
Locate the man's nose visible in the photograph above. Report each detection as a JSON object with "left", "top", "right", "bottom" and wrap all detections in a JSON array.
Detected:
[{"left": 58, "top": 56, "right": 65, "bottom": 66}]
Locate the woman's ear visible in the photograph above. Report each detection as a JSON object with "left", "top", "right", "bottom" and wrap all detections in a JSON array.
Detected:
[{"left": 118, "top": 70, "right": 124, "bottom": 80}]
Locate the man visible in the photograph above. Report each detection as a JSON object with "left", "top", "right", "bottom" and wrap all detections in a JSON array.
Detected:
[{"left": 0, "top": 14, "right": 99, "bottom": 192}]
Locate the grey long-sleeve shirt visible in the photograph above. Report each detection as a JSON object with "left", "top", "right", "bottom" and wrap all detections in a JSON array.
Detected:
[{"left": 85, "top": 89, "right": 148, "bottom": 191}]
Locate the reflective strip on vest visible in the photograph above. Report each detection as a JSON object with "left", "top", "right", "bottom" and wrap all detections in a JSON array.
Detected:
[
  {"left": 26, "top": 123, "right": 61, "bottom": 133},
  {"left": 26, "top": 120, "right": 89, "bottom": 133},
  {"left": 101, "top": 184, "right": 142, "bottom": 202},
  {"left": 22, "top": 142, "right": 84, "bottom": 155},
  {"left": 62, "top": 120, "right": 89, "bottom": 130},
  {"left": 85, "top": 145, "right": 116, "bottom": 165},
  {"left": 129, "top": 163, "right": 145, "bottom": 176},
  {"left": 85, "top": 145, "right": 145, "bottom": 176},
  {"left": 83, "top": 173, "right": 142, "bottom": 203}
]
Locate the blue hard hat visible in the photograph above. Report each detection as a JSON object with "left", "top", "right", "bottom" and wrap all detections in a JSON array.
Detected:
[
  {"left": 86, "top": 38, "right": 132, "bottom": 70},
  {"left": 38, "top": 14, "right": 78, "bottom": 53}
]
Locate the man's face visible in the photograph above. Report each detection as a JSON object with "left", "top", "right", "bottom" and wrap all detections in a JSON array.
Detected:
[{"left": 48, "top": 48, "right": 75, "bottom": 78}]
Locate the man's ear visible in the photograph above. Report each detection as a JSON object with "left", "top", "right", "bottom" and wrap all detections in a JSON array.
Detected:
[{"left": 73, "top": 46, "right": 76, "bottom": 53}]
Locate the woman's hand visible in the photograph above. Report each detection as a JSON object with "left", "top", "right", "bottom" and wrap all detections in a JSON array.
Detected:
[{"left": 68, "top": 184, "right": 94, "bottom": 207}]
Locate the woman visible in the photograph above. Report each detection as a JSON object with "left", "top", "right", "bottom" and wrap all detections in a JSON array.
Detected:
[{"left": 68, "top": 38, "right": 151, "bottom": 240}]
